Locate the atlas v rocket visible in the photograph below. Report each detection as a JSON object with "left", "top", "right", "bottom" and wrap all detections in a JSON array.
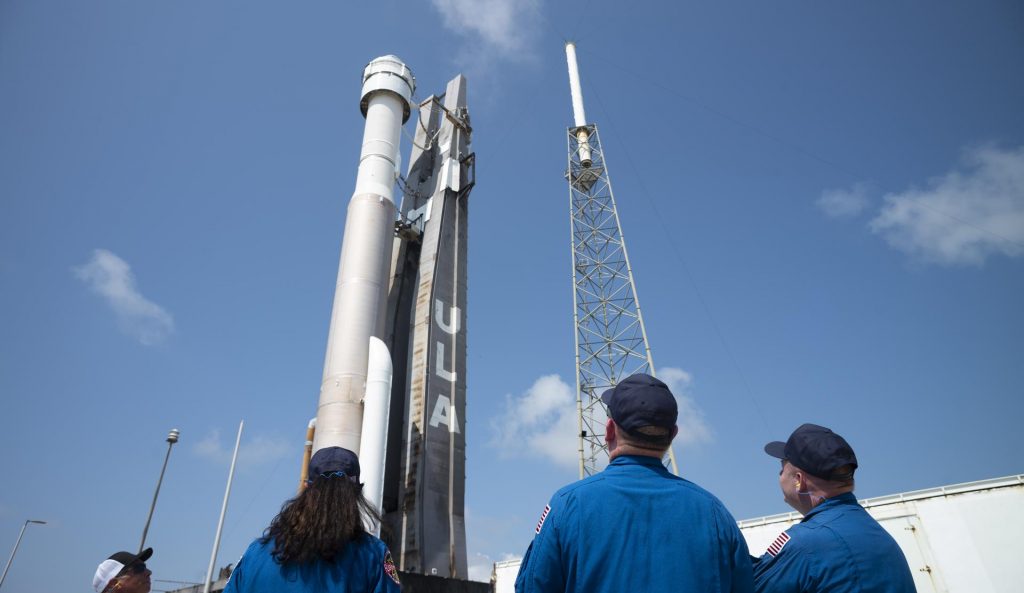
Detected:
[{"left": 311, "top": 55, "right": 474, "bottom": 578}]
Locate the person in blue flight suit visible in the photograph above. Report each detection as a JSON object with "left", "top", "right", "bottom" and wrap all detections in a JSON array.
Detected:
[
  {"left": 515, "top": 373, "right": 754, "bottom": 593},
  {"left": 224, "top": 446, "right": 401, "bottom": 593},
  {"left": 754, "top": 423, "right": 916, "bottom": 593}
]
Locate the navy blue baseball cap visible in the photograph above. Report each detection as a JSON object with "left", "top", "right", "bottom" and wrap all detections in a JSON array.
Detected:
[
  {"left": 765, "top": 423, "right": 858, "bottom": 480},
  {"left": 309, "top": 446, "right": 360, "bottom": 480},
  {"left": 601, "top": 373, "right": 678, "bottom": 439}
]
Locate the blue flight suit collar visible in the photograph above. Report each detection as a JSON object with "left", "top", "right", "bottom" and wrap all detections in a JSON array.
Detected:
[
  {"left": 607, "top": 454, "right": 667, "bottom": 468},
  {"left": 801, "top": 491, "right": 858, "bottom": 522}
]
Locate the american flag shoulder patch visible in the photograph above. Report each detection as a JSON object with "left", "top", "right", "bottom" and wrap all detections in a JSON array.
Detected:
[
  {"left": 766, "top": 531, "right": 791, "bottom": 557},
  {"left": 535, "top": 505, "right": 551, "bottom": 534}
]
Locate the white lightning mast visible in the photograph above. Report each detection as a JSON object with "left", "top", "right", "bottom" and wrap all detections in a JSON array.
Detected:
[{"left": 564, "top": 42, "right": 679, "bottom": 478}]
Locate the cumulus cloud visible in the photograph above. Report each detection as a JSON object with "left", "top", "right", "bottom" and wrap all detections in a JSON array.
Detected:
[
  {"left": 490, "top": 369, "right": 711, "bottom": 468},
  {"left": 465, "top": 506, "right": 525, "bottom": 582},
  {"left": 194, "top": 429, "right": 293, "bottom": 468},
  {"left": 431, "top": 0, "right": 539, "bottom": 55},
  {"left": 817, "top": 184, "right": 870, "bottom": 219},
  {"left": 74, "top": 249, "right": 174, "bottom": 345},
  {"left": 868, "top": 145, "right": 1024, "bottom": 266},
  {"left": 430, "top": 0, "right": 541, "bottom": 78},
  {"left": 657, "top": 367, "right": 713, "bottom": 446},
  {"left": 468, "top": 552, "right": 494, "bottom": 582},
  {"left": 490, "top": 374, "right": 580, "bottom": 469},
  {"left": 467, "top": 551, "right": 522, "bottom": 582}
]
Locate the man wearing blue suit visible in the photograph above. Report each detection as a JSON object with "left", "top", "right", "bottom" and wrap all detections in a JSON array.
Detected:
[
  {"left": 754, "top": 423, "right": 916, "bottom": 593},
  {"left": 515, "top": 373, "right": 754, "bottom": 593}
]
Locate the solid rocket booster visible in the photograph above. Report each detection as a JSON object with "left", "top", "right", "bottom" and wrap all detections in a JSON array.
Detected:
[
  {"left": 565, "top": 42, "right": 592, "bottom": 168},
  {"left": 313, "top": 56, "right": 415, "bottom": 455},
  {"left": 358, "top": 335, "right": 392, "bottom": 531}
]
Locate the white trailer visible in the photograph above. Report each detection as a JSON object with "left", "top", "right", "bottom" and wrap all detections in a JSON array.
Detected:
[
  {"left": 492, "top": 559, "right": 522, "bottom": 593},
  {"left": 739, "top": 474, "right": 1024, "bottom": 593},
  {"left": 490, "top": 474, "right": 1023, "bottom": 593}
]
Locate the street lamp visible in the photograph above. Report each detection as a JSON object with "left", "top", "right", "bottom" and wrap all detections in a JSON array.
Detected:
[
  {"left": 139, "top": 428, "right": 180, "bottom": 553},
  {"left": 0, "top": 519, "right": 47, "bottom": 589}
]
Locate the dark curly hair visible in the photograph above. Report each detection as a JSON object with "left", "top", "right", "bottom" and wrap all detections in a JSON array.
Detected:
[{"left": 261, "top": 476, "right": 382, "bottom": 564}]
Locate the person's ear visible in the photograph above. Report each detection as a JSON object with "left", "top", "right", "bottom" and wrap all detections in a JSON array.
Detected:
[
  {"left": 670, "top": 425, "right": 679, "bottom": 440},
  {"left": 605, "top": 418, "right": 617, "bottom": 445},
  {"left": 794, "top": 470, "right": 806, "bottom": 492}
]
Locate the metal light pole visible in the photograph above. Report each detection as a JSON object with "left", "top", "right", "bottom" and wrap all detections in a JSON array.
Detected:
[
  {"left": 202, "top": 420, "right": 243, "bottom": 593},
  {"left": 0, "top": 519, "right": 46, "bottom": 589},
  {"left": 140, "top": 428, "right": 180, "bottom": 553}
]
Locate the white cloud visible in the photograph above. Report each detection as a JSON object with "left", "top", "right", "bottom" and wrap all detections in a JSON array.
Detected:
[
  {"left": 468, "top": 552, "right": 494, "bottom": 583},
  {"left": 490, "top": 374, "right": 580, "bottom": 469},
  {"left": 868, "top": 145, "right": 1024, "bottom": 266},
  {"left": 465, "top": 506, "right": 525, "bottom": 582},
  {"left": 817, "top": 184, "right": 870, "bottom": 218},
  {"left": 489, "top": 369, "right": 712, "bottom": 468},
  {"left": 657, "top": 367, "right": 713, "bottom": 446},
  {"left": 195, "top": 429, "right": 229, "bottom": 462},
  {"left": 468, "top": 551, "right": 524, "bottom": 583},
  {"left": 430, "top": 0, "right": 541, "bottom": 84},
  {"left": 431, "top": 0, "right": 540, "bottom": 56},
  {"left": 74, "top": 249, "right": 174, "bottom": 345},
  {"left": 194, "top": 429, "right": 293, "bottom": 468},
  {"left": 466, "top": 551, "right": 523, "bottom": 582}
]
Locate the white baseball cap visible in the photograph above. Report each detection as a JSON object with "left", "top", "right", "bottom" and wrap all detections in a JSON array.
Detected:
[{"left": 92, "top": 548, "right": 152, "bottom": 593}]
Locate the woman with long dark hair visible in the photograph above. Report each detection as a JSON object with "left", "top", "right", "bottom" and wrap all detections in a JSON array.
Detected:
[{"left": 224, "top": 447, "right": 401, "bottom": 592}]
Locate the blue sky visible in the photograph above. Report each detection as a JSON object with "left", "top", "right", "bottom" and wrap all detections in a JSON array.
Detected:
[{"left": 2, "top": 1, "right": 1023, "bottom": 591}]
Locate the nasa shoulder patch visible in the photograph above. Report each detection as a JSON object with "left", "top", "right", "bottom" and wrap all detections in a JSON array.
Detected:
[
  {"left": 383, "top": 550, "right": 400, "bottom": 584},
  {"left": 766, "top": 531, "right": 791, "bottom": 557},
  {"left": 535, "top": 504, "right": 551, "bottom": 534}
]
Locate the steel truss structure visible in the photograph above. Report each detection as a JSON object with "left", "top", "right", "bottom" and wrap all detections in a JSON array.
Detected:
[{"left": 566, "top": 124, "right": 678, "bottom": 478}]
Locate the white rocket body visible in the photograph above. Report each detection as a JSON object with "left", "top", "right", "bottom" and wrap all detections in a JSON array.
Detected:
[{"left": 314, "top": 56, "right": 414, "bottom": 458}]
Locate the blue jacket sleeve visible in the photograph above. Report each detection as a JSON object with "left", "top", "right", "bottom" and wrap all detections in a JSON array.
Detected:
[
  {"left": 222, "top": 543, "right": 253, "bottom": 593},
  {"left": 714, "top": 504, "right": 754, "bottom": 593},
  {"left": 514, "top": 495, "right": 571, "bottom": 593},
  {"left": 222, "top": 561, "right": 240, "bottom": 593},
  {"left": 730, "top": 530, "right": 755, "bottom": 592},
  {"left": 753, "top": 530, "right": 806, "bottom": 593},
  {"left": 374, "top": 547, "right": 402, "bottom": 593}
]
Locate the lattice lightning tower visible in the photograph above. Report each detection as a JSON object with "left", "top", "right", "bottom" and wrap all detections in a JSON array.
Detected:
[{"left": 564, "top": 42, "right": 679, "bottom": 478}]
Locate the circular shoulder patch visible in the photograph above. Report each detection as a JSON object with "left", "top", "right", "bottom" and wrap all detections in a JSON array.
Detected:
[{"left": 384, "top": 550, "right": 400, "bottom": 584}]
